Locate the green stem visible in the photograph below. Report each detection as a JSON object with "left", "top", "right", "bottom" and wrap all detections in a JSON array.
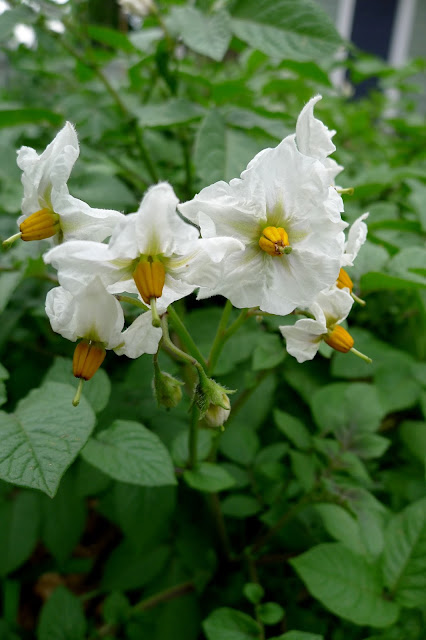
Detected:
[
  {"left": 188, "top": 403, "right": 200, "bottom": 469},
  {"left": 209, "top": 492, "right": 233, "bottom": 562},
  {"left": 207, "top": 300, "right": 235, "bottom": 374},
  {"left": 115, "top": 295, "right": 148, "bottom": 310},
  {"left": 160, "top": 314, "right": 204, "bottom": 374},
  {"left": 167, "top": 305, "right": 207, "bottom": 369}
]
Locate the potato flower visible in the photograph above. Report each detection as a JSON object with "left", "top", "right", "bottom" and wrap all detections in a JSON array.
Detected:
[
  {"left": 44, "top": 182, "right": 243, "bottom": 324},
  {"left": 178, "top": 96, "right": 347, "bottom": 316},
  {"left": 4, "top": 122, "right": 124, "bottom": 246},
  {"left": 46, "top": 277, "right": 162, "bottom": 404},
  {"left": 279, "top": 287, "right": 370, "bottom": 363}
]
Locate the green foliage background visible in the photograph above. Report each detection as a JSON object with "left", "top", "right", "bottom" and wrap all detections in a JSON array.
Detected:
[{"left": 0, "top": 0, "right": 425, "bottom": 638}]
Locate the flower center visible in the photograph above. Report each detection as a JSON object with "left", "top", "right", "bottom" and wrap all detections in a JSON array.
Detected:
[
  {"left": 259, "top": 226, "right": 291, "bottom": 256},
  {"left": 20, "top": 208, "right": 60, "bottom": 242},
  {"left": 72, "top": 340, "right": 106, "bottom": 381},
  {"left": 324, "top": 325, "right": 354, "bottom": 353},
  {"left": 133, "top": 257, "right": 166, "bottom": 305},
  {"left": 336, "top": 268, "right": 353, "bottom": 293}
]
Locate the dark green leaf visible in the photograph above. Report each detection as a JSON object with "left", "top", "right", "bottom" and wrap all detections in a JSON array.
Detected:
[
  {"left": 203, "top": 607, "right": 260, "bottom": 640},
  {"left": 0, "top": 491, "right": 40, "bottom": 576},
  {"left": 0, "top": 109, "right": 62, "bottom": 128},
  {"left": 274, "top": 410, "right": 311, "bottom": 450},
  {"left": 184, "top": 462, "right": 235, "bottom": 493},
  {"left": 37, "top": 586, "right": 87, "bottom": 640},
  {"left": 44, "top": 357, "right": 111, "bottom": 413}
]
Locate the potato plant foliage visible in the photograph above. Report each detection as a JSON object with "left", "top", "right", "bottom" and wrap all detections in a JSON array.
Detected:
[{"left": 0, "top": 1, "right": 425, "bottom": 639}]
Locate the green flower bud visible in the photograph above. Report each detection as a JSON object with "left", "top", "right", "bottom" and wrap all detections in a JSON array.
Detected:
[
  {"left": 153, "top": 369, "right": 183, "bottom": 409},
  {"left": 194, "top": 370, "right": 234, "bottom": 427}
]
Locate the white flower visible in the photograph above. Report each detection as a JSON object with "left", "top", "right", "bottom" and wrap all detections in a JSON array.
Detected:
[
  {"left": 179, "top": 96, "right": 347, "bottom": 316},
  {"left": 118, "top": 0, "right": 154, "bottom": 17},
  {"left": 17, "top": 122, "right": 124, "bottom": 243},
  {"left": 341, "top": 213, "right": 369, "bottom": 267},
  {"left": 46, "top": 277, "right": 162, "bottom": 358},
  {"left": 44, "top": 182, "right": 243, "bottom": 312},
  {"left": 279, "top": 287, "right": 354, "bottom": 363}
]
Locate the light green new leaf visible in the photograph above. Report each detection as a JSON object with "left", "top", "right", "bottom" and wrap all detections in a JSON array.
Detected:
[
  {"left": 382, "top": 498, "right": 426, "bottom": 607},
  {"left": 0, "top": 383, "right": 95, "bottom": 498},
  {"left": 230, "top": 0, "right": 341, "bottom": 61},
  {"left": 290, "top": 543, "right": 399, "bottom": 627},
  {"left": 37, "top": 586, "right": 86, "bottom": 640},
  {"left": 168, "top": 7, "right": 231, "bottom": 61},
  {"left": 184, "top": 462, "right": 235, "bottom": 493},
  {"left": 203, "top": 607, "right": 260, "bottom": 640},
  {"left": 81, "top": 420, "right": 176, "bottom": 487}
]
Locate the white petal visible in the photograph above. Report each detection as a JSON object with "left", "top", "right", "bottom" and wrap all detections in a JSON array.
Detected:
[
  {"left": 45, "top": 286, "right": 77, "bottom": 341},
  {"left": 18, "top": 122, "right": 79, "bottom": 216},
  {"left": 313, "top": 287, "right": 353, "bottom": 326},
  {"left": 342, "top": 213, "right": 369, "bottom": 267},
  {"left": 52, "top": 189, "right": 125, "bottom": 242},
  {"left": 295, "top": 95, "right": 336, "bottom": 161},
  {"left": 280, "top": 318, "right": 326, "bottom": 363},
  {"left": 115, "top": 312, "right": 162, "bottom": 358},
  {"left": 135, "top": 182, "right": 197, "bottom": 256}
]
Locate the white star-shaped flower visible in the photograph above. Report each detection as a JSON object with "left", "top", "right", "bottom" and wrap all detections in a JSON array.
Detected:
[
  {"left": 44, "top": 182, "right": 243, "bottom": 317},
  {"left": 13, "top": 122, "right": 124, "bottom": 244},
  {"left": 279, "top": 287, "right": 354, "bottom": 363},
  {"left": 179, "top": 96, "right": 347, "bottom": 316}
]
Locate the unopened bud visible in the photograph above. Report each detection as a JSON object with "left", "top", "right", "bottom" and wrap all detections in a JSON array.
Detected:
[
  {"left": 153, "top": 369, "right": 183, "bottom": 408},
  {"left": 204, "top": 393, "right": 231, "bottom": 428},
  {"left": 194, "top": 371, "right": 234, "bottom": 427}
]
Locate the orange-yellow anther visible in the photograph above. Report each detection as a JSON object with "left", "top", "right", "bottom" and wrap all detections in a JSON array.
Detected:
[
  {"left": 336, "top": 268, "right": 353, "bottom": 293},
  {"left": 133, "top": 259, "right": 165, "bottom": 305},
  {"left": 73, "top": 341, "right": 106, "bottom": 381},
  {"left": 20, "top": 208, "right": 60, "bottom": 241},
  {"left": 259, "top": 226, "right": 290, "bottom": 256},
  {"left": 324, "top": 325, "right": 354, "bottom": 353}
]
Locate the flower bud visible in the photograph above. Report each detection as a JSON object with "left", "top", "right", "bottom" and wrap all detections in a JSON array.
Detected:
[
  {"left": 194, "top": 372, "right": 234, "bottom": 428},
  {"left": 204, "top": 393, "right": 231, "bottom": 428},
  {"left": 153, "top": 369, "right": 183, "bottom": 409}
]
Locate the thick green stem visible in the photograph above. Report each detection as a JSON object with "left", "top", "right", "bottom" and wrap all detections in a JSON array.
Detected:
[
  {"left": 160, "top": 314, "right": 203, "bottom": 373},
  {"left": 207, "top": 301, "right": 249, "bottom": 375},
  {"left": 167, "top": 305, "right": 207, "bottom": 369},
  {"left": 188, "top": 403, "right": 200, "bottom": 469}
]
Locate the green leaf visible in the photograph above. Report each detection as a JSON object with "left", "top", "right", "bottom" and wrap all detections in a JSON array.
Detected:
[
  {"left": 220, "top": 423, "right": 260, "bottom": 465},
  {"left": 274, "top": 633, "right": 323, "bottom": 640},
  {"left": 374, "top": 365, "right": 420, "bottom": 414},
  {"left": 290, "top": 543, "right": 399, "bottom": 627},
  {"left": 222, "top": 495, "right": 261, "bottom": 518},
  {"left": 399, "top": 420, "right": 426, "bottom": 464},
  {"left": 37, "top": 586, "right": 87, "bottom": 640},
  {"left": 81, "top": 420, "right": 176, "bottom": 487},
  {"left": 252, "top": 334, "right": 285, "bottom": 371},
  {"left": 274, "top": 410, "right": 311, "bottom": 450},
  {"left": 172, "top": 429, "right": 213, "bottom": 467},
  {"left": 258, "top": 602, "right": 285, "bottom": 625},
  {"left": 168, "top": 7, "right": 231, "bottom": 61},
  {"left": 310, "top": 382, "right": 384, "bottom": 435},
  {"left": 41, "top": 470, "right": 86, "bottom": 566},
  {"left": 135, "top": 99, "right": 204, "bottom": 127},
  {"left": 382, "top": 498, "right": 426, "bottom": 607},
  {"left": 44, "top": 357, "right": 111, "bottom": 413},
  {"left": 86, "top": 25, "right": 135, "bottom": 53},
  {"left": 194, "top": 109, "right": 227, "bottom": 186},
  {"left": 184, "top": 462, "right": 235, "bottom": 493},
  {"left": 230, "top": 0, "right": 341, "bottom": 61},
  {"left": 0, "top": 109, "right": 62, "bottom": 129},
  {"left": 289, "top": 450, "right": 317, "bottom": 492},
  {"left": 0, "top": 383, "right": 95, "bottom": 497},
  {"left": 360, "top": 272, "right": 426, "bottom": 292},
  {"left": 0, "top": 272, "right": 22, "bottom": 313},
  {"left": 0, "top": 490, "right": 40, "bottom": 576},
  {"left": 102, "top": 592, "right": 130, "bottom": 625},
  {"left": 102, "top": 542, "right": 170, "bottom": 592},
  {"left": 203, "top": 607, "right": 260, "bottom": 640},
  {"left": 243, "top": 582, "right": 264, "bottom": 605},
  {"left": 315, "top": 504, "right": 364, "bottom": 555}
]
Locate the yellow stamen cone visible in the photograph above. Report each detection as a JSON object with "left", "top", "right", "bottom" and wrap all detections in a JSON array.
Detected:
[
  {"left": 259, "top": 226, "right": 290, "bottom": 256},
  {"left": 72, "top": 341, "right": 106, "bottom": 381},
  {"left": 133, "top": 259, "right": 165, "bottom": 305},
  {"left": 324, "top": 325, "right": 354, "bottom": 353},
  {"left": 20, "top": 208, "right": 60, "bottom": 242},
  {"left": 336, "top": 268, "right": 353, "bottom": 293}
]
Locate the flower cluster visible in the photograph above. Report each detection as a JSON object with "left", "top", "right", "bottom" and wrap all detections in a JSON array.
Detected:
[{"left": 5, "top": 96, "right": 371, "bottom": 410}]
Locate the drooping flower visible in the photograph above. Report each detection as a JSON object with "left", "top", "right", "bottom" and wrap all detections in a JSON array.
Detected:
[
  {"left": 178, "top": 96, "right": 347, "bottom": 316},
  {"left": 118, "top": 0, "right": 155, "bottom": 17},
  {"left": 4, "top": 122, "right": 124, "bottom": 246},
  {"left": 46, "top": 277, "right": 162, "bottom": 403},
  {"left": 337, "top": 213, "right": 369, "bottom": 304},
  {"left": 279, "top": 287, "right": 370, "bottom": 363},
  {"left": 44, "top": 182, "right": 243, "bottom": 323}
]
